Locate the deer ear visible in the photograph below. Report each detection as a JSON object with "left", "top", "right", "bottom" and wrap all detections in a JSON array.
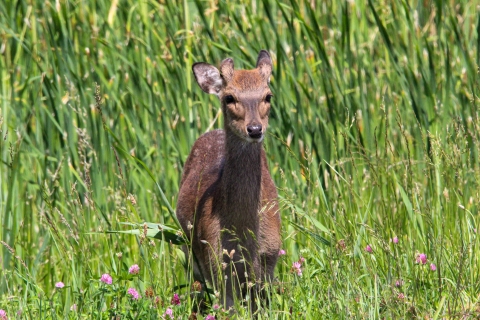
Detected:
[
  {"left": 256, "top": 50, "right": 272, "bottom": 82},
  {"left": 192, "top": 62, "right": 223, "bottom": 95},
  {"left": 220, "top": 58, "right": 234, "bottom": 83}
]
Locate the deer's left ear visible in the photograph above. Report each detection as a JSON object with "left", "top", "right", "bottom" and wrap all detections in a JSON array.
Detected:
[
  {"left": 220, "top": 58, "right": 234, "bottom": 83},
  {"left": 256, "top": 50, "right": 272, "bottom": 82}
]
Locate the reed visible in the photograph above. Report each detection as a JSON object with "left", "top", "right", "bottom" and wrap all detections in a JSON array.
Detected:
[{"left": 0, "top": 0, "right": 479, "bottom": 318}]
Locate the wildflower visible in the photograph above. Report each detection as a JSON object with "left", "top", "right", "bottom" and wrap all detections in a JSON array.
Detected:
[
  {"left": 192, "top": 281, "right": 202, "bottom": 292},
  {"left": 171, "top": 293, "right": 181, "bottom": 305},
  {"left": 70, "top": 304, "right": 77, "bottom": 311},
  {"left": 365, "top": 245, "right": 372, "bottom": 253},
  {"left": 205, "top": 315, "right": 215, "bottom": 320},
  {"left": 127, "top": 288, "right": 140, "bottom": 300},
  {"left": 397, "top": 293, "right": 405, "bottom": 300},
  {"left": 212, "top": 304, "right": 220, "bottom": 311},
  {"left": 145, "top": 287, "right": 154, "bottom": 298},
  {"left": 55, "top": 282, "right": 65, "bottom": 288},
  {"left": 116, "top": 252, "right": 123, "bottom": 259},
  {"left": 100, "top": 273, "right": 113, "bottom": 284},
  {"left": 416, "top": 253, "right": 427, "bottom": 265},
  {"left": 129, "top": 264, "right": 140, "bottom": 275},
  {"left": 0, "top": 310, "right": 7, "bottom": 320},
  {"left": 430, "top": 263, "right": 437, "bottom": 271},
  {"left": 392, "top": 236, "right": 399, "bottom": 244},
  {"left": 163, "top": 307, "right": 174, "bottom": 319},
  {"left": 292, "top": 261, "right": 302, "bottom": 276},
  {"left": 154, "top": 296, "right": 162, "bottom": 308},
  {"left": 127, "top": 193, "right": 136, "bottom": 205},
  {"left": 299, "top": 256, "right": 306, "bottom": 263},
  {"left": 336, "top": 239, "right": 346, "bottom": 252},
  {"left": 395, "top": 279, "right": 403, "bottom": 287}
]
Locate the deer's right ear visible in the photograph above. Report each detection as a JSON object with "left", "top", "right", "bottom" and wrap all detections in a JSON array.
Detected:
[{"left": 192, "top": 63, "right": 223, "bottom": 96}]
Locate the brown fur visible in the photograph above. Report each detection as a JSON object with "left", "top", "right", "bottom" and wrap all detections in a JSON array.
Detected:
[{"left": 177, "top": 51, "right": 281, "bottom": 311}]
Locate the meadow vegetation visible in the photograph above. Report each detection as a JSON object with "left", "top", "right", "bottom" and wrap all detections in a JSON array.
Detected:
[{"left": 1, "top": 0, "right": 480, "bottom": 318}]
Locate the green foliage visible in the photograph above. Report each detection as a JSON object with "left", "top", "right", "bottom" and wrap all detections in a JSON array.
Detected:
[{"left": 1, "top": 0, "right": 480, "bottom": 318}]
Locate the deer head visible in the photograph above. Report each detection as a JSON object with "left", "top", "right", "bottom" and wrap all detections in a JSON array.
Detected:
[{"left": 192, "top": 50, "right": 273, "bottom": 143}]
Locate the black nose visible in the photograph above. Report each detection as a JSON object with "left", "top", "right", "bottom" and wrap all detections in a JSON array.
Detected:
[{"left": 247, "top": 124, "right": 263, "bottom": 139}]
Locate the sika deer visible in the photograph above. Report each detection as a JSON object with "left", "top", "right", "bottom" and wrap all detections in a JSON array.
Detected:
[{"left": 176, "top": 50, "right": 281, "bottom": 311}]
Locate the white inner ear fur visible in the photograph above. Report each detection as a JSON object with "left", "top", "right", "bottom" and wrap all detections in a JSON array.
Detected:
[{"left": 205, "top": 69, "right": 223, "bottom": 95}]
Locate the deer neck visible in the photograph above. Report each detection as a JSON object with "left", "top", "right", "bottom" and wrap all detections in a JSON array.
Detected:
[{"left": 220, "top": 129, "right": 263, "bottom": 238}]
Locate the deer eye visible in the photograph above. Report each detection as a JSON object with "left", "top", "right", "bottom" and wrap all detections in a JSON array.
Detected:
[
  {"left": 265, "top": 94, "right": 273, "bottom": 103},
  {"left": 224, "top": 95, "right": 235, "bottom": 104}
]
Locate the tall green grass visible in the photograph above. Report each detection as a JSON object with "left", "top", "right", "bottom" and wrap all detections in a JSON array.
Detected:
[{"left": 1, "top": 0, "right": 479, "bottom": 318}]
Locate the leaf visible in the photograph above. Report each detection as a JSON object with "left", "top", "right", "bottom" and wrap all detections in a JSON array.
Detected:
[
  {"left": 290, "top": 221, "right": 331, "bottom": 247},
  {"left": 284, "top": 200, "right": 331, "bottom": 235},
  {"left": 97, "top": 222, "right": 186, "bottom": 245}
]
